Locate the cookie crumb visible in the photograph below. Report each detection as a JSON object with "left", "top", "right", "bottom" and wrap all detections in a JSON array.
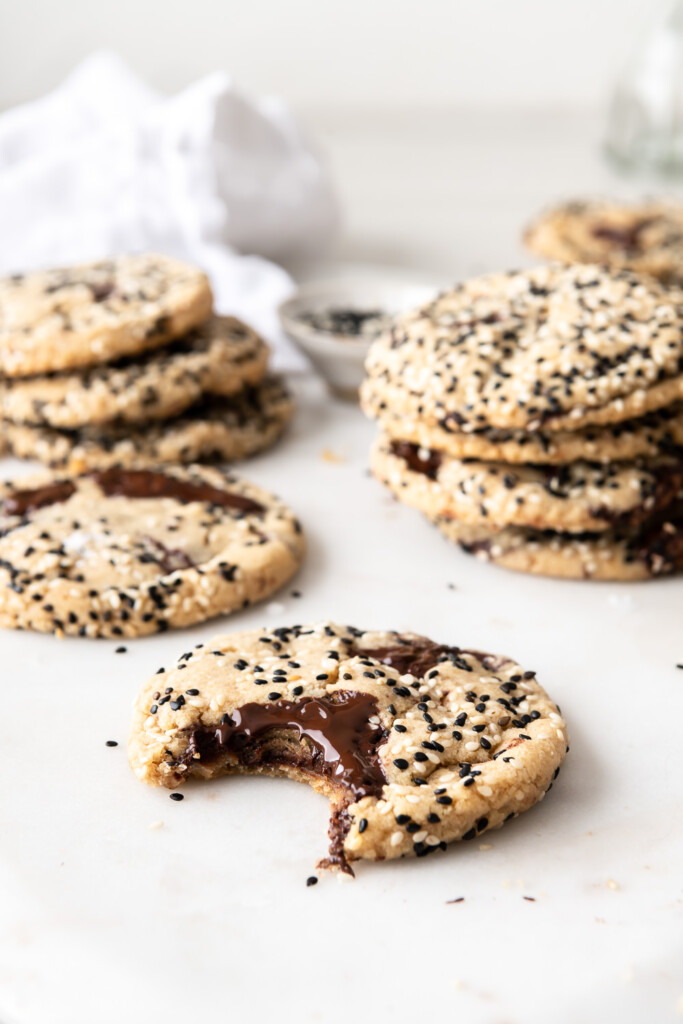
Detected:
[
  {"left": 306, "top": 876, "right": 318, "bottom": 887},
  {"left": 169, "top": 793, "right": 184, "bottom": 802},
  {"left": 321, "top": 448, "right": 345, "bottom": 464},
  {"left": 105, "top": 740, "right": 118, "bottom": 747},
  {"left": 148, "top": 820, "right": 164, "bottom": 830},
  {"left": 606, "top": 878, "right": 620, "bottom": 890},
  {"left": 446, "top": 897, "right": 465, "bottom": 903},
  {"left": 478, "top": 843, "right": 493, "bottom": 851}
]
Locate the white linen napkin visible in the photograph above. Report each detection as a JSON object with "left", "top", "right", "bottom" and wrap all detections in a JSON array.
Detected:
[{"left": 0, "top": 52, "right": 339, "bottom": 370}]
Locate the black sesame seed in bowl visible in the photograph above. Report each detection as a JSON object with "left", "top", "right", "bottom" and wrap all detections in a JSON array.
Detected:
[{"left": 278, "top": 275, "right": 441, "bottom": 400}]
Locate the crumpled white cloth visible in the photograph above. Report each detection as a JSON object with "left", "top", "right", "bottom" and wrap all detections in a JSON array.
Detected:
[{"left": 0, "top": 52, "right": 338, "bottom": 369}]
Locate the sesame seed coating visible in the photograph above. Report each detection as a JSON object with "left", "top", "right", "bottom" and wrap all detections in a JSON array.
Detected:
[
  {"left": 371, "top": 432, "right": 683, "bottom": 533},
  {"left": 433, "top": 509, "right": 683, "bottom": 581},
  {"left": 0, "top": 253, "right": 212, "bottom": 377},
  {"left": 1, "top": 377, "right": 293, "bottom": 471},
  {"left": 525, "top": 199, "right": 683, "bottom": 285},
  {"left": 0, "top": 315, "right": 269, "bottom": 429},
  {"left": 0, "top": 463, "right": 304, "bottom": 638},
  {"left": 362, "top": 377, "right": 683, "bottom": 465},
  {"left": 364, "top": 263, "right": 683, "bottom": 431}
]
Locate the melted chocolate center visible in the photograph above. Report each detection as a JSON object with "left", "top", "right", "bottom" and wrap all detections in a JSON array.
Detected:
[
  {"left": 184, "top": 691, "right": 388, "bottom": 801},
  {"left": 357, "top": 638, "right": 459, "bottom": 678},
  {"left": 2, "top": 468, "right": 264, "bottom": 517},
  {"left": 592, "top": 218, "right": 656, "bottom": 252},
  {"left": 3, "top": 480, "right": 77, "bottom": 517},
  {"left": 390, "top": 440, "right": 443, "bottom": 480},
  {"left": 92, "top": 468, "right": 264, "bottom": 513}
]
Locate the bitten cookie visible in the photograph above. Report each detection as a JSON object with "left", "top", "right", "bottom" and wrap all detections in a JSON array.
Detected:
[
  {"left": 364, "top": 264, "right": 683, "bottom": 432},
  {"left": 128, "top": 622, "right": 568, "bottom": 872},
  {"left": 2, "top": 377, "right": 294, "bottom": 470},
  {"left": 0, "top": 465, "right": 304, "bottom": 638},
  {"left": 432, "top": 504, "right": 683, "bottom": 581},
  {"left": 371, "top": 432, "right": 683, "bottom": 533},
  {"left": 0, "top": 253, "right": 213, "bottom": 376},
  {"left": 525, "top": 199, "right": 683, "bottom": 284},
  {"left": 0, "top": 316, "right": 268, "bottom": 428},
  {"left": 362, "top": 379, "right": 683, "bottom": 465}
]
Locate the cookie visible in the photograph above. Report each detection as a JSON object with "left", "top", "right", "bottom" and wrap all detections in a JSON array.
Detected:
[
  {"left": 525, "top": 199, "right": 683, "bottom": 284},
  {"left": 370, "top": 432, "right": 683, "bottom": 533},
  {"left": 432, "top": 502, "right": 683, "bottom": 581},
  {"left": 0, "top": 316, "right": 268, "bottom": 428},
  {"left": 364, "top": 264, "right": 683, "bottom": 432},
  {"left": 0, "top": 253, "right": 213, "bottom": 377},
  {"left": 362, "top": 380, "right": 683, "bottom": 465},
  {"left": 2, "top": 377, "right": 293, "bottom": 470},
  {"left": 0, "top": 465, "right": 304, "bottom": 638},
  {"left": 128, "top": 622, "right": 568, "bottom": 871}
]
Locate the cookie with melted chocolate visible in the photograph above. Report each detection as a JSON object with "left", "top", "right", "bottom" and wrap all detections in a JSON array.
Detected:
[
  {"left": 371, "top": 432, "right": 683, "bottom": 534},
  {"left": 525, "top": 199, "right": 683, "bottom": 285},
  {"left": 128, "top": 622, "right": 569, "bottom": 872},
  {"left": 0, "top": 464, "right": 304, "bottom": 637},
  {"left": 432, "top": 501, "right": 683, "bottom": 581}
]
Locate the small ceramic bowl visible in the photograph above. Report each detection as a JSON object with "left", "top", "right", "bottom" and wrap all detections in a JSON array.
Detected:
[{"left": 278, "top": 275, "right": 440, "bottom": 399}]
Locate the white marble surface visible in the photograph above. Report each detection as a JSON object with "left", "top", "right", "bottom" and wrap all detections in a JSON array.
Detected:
[
  {"left": 1, "top": 109, "right": 683, "bottom": 1023},
  {"left": 0, "top": 374, "right": 681, "bottom": 1024}
]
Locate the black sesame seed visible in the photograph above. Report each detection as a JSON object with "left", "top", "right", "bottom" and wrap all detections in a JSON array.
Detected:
[
  {"left": 105, "top": 740, "right": 118, "bottom": 747},
  {"left": 169, "top": 793, "right": 184, "bottom": 801}
]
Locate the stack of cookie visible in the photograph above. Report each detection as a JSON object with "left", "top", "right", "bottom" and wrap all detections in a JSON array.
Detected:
[
  {"left": 361, "top": 262, "right": 683, "bottom": 581},
  {"left": 0, "top": 253, "right": 293, "bottom": 470}
]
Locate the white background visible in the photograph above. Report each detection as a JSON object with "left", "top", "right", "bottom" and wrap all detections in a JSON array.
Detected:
[
  {"left": 0, "top": 0, "right": 669, "bottom": 111},
  {"left": 0, "top": 3, "right": 682, "bottom": 1022}
]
